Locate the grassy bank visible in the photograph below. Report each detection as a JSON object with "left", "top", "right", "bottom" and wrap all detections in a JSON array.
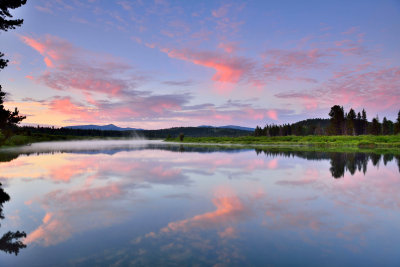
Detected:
[{"left": 165, "top": 135, "right": 400, "bottom": 149}]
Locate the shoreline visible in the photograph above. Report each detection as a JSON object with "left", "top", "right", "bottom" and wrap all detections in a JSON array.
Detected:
[
  {"left": 1, "top": 134, "right": 400, "bottom": 155},
  {"left": 164, "top": 135, "right": 400, "bottom": 153}
]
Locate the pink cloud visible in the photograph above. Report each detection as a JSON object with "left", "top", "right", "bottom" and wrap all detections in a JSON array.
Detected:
[
  {"left": 275, "top": 65, "right": 400, "bottom": 113},
  {"left": 25, "top": 182, "right": 127, "bottom": 246},
  {"left": 160, "top": 193, "right": 248, "bottom": 234},
  {"left": 267, "top": 158, "right": 279, "bottom": 169},
  {"left": 49, "top": 159, "right": 97, "bottom": 182},
  {"left": 275, "top": 92, "right": 319, "bottom": 110},
  {"left": 163, "top": 48, "right": 253, "bottom": 84},
  {"left": 218, "top": 226, "right": 237, "bottom": 239},
  {"left": 323, "top": 67, "right": 400, "bottom": 111},
  {"left": 49, "top": 97, "right": 98, "bottom": 121},
  {"left": 44, "top": 57, "right": 54, "bottom": 67},
  {"left": 211, "top": 4, "right": 230, "bottom": 18},
  {"left": 263, "top": 48, "right": 329, "bottom": 80},
  {"left": 21, "top": 35, "right": 135, "bottom": 96},
  {"left": 267, "top": 110, "right": 278, "bottom": 120},
  {"left": 20, "top": 35, "right": 298, "bottom": 126},
  {"left": 161, "top": 48, "right": 258, "bottom": 92},
  {"left": 218, "top": 42, "right": 239, "bottom": 54}
]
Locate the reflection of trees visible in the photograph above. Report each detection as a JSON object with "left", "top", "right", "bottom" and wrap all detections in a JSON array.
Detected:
[
  {"left": 0, "top": 183, "right": 26, "bottom": 255},
  {"left": 2, "top": 142, "right": 399, "bottom": 180},
  {"left": 395, "top": 156, "right": 400, "bottom": 173},
  {"left": 1, "top": 144, "right": 250, "bottom": 158},
  {"left": 254, "top": 149, "right": 398, "bottom": 179},
  {"left": 329, "top": 153, "right": 346, "bottom": 178},
  {"left": 0, "top": 152, "right": 18, "bottom": 163}
]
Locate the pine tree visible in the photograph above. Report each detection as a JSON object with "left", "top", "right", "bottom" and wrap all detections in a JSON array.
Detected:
[
  {"left": 382, "top": 117, "right": 393, "bottom": 135},
  {"left": 369, "top": 116, "right": 381, "bottom": 135},
  {"left": 0, "top": 86, "right": 25, "bottom": 129},
  {"left": 395, "top": 111, "right": 400, "bottom": 134},
  {"left": 0, "top": 1, "right": 27, "bottom": 130},
  {"left": 1, "top": 0, "right": 27, "bottom": 69},
  {"left": 346, "top": 108, "right": 356, "bottom": 135},
  {"left": 361, "top": 109, "right": 367, "bottom": 135},
  {"left": 355, "top": 112, "right": 362, "bottom": 135},
  {"left": 328, "top": 105, "right": 345, "bottom": 135}
]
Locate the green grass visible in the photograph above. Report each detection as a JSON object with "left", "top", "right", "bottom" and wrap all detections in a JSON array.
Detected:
[{"left": 165, "top": 135, "right": 400, "bottom": 149}]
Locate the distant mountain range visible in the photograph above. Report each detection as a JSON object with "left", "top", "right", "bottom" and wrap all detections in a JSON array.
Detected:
[
  {"left": 65, "top": 124, "right": 143, "bottom": 131},
  {"left": 65, "top": 124, "right": 255, "bottom": 132},
  {"left": 198, "top": 125, "right": 255, "bottom": 132}
]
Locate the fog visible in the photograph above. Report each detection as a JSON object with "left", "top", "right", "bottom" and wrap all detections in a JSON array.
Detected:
[{"left": 1, "top": 139, "right": 166, "bottom": 154}]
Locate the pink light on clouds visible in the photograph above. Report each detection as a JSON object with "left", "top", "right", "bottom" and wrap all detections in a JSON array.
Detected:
[
  {"left": 49, "top": 97, "right": 98, "bottom": 121},
  {"left": 160, "top": 194, "right": 247, "bottom": 233},
  {"left": 211, "top": 4, "right": 230, "bottom": 18},
  {"left": 21, "top": 35, "right": 136, "bottom": 96},
  {"left": 275, "top": 92, "right": 319, "bottom": 111},
  {"left": 267, "top": 110, "right": 278, "bottom": 120},
  {"left": 162, "top": 48, "right": 255, "bottom": 87},
  {"left": 44, "top": 57, "right": 54, "bottom": 67},
  {"left": 218, "top": 42, "right": 238, "bottom": 54}
]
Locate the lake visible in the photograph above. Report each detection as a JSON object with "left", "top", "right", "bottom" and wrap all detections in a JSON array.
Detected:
[{"left": 0, "top": 140, "right": 399, "bottom": 266}]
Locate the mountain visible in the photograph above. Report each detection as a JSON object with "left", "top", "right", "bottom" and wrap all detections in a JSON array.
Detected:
[
  {"left": 65, "top": 124, "right": 143, "bottom": 131},
  {"left": 198, "top": 125, "right": 255, "bottom": 132},
  {"left": 219, "top": 125, "right": 255, "bottom": 131},
  {"left": 67, "top": 124, "right": 254, "bottom": 132},
  {"left": 53, "top": 126, "right": 252, "bottom": 138},
  {"left": 141, "top": 127, "right": 251, "bottom": 138}
]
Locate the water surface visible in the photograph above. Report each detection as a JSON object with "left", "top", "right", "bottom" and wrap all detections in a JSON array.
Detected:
[{"left": 0, "top": 140, "right": 399, "bottom": 266}]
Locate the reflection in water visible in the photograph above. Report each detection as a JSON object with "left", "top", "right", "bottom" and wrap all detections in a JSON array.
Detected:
[
  {"left": 0, "top": 183, "right": 26, "bottom": 255},
  {"left": 255, "top": 148, "right": 400, "bottom": 178},
  {"left": 0, "top": 140, "right": 399, "bottom": 266},
  {"left": 1, "top": 140, "right": 398, "bottom": 179}
]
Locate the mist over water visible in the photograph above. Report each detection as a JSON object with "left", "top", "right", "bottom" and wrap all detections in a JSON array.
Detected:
[
  {"left": 1, "top": 139, "right": 159, "bottom": 154},
  {"left": 0, "top": 140, "right": 399, "bottom": 266}
]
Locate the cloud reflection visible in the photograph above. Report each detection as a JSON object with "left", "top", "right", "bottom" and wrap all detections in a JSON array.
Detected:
[{"left": 0, "top": 144, "right": 399, "bottom": 265}]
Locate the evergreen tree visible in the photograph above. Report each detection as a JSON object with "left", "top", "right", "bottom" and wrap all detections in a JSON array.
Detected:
[
  {"left": 0, "top": 1, "right": 27, "bottom": 131},
  {"left": 369, "top": 116, "right": 381, "bottom": 135},
  {"left": 382, "top": 117, "right": 393, "bottom": 135},
  {"left": 254, "top": 126, "right": 263, "bottom": 137},
  {"left": 1, "top": 0, "right": 27, "bottom": 69},
  {"left": 346, "top": 108, "right": 356, "bottom": 135},
  {"left": 328, "top": 105, "right": 345, "bottom": 135},
  {"left": 355, "top": 112, "right": 362, "bottom": 135},
  {"left": 361, "top": 109, "right": 367, "bottom": 135},
  {"left": 0, "top": 85, "right": 25, "bottom": 129},
  {"left": 395, "top": 110, "right": 400, "bottom": 134}
]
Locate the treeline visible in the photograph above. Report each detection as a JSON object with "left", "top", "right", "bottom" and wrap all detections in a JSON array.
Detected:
[
  {"left": 17, "top": 125, "right": 251, "bottom": 139},
  {"left": 255, "top": 105, "right": 400, "bottom": 136},
  {"left": 254, "top": 149, "right": 400, "bottom": 178}
]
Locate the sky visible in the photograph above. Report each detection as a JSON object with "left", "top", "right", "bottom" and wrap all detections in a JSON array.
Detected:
[{"left": 1, "top": 0, "right": 399, "bottom": 129}]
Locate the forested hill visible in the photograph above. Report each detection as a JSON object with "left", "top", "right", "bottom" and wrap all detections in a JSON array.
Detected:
[
  {"left": 291, "top": 118, "right": 330, "bottom": 128},
  {"left": 19, "top": 126, "right": 252, "bottom": 139},
  {"left": 19, "top": 119, "right": 331, "bottom": 139},
  {"left": 291, "top": 118, "right": 330, "bottom": 134}
]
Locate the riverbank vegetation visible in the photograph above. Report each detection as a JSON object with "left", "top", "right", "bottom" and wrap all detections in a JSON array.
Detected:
[
  {"left": 165, "top": 135, "right": 400, "bottom": 149},
  {"left": 166, "top": 105, "right": 400, "bottom": 150},
  {"left": 254, "top": 105, "right": 400, "bottom": 137}
]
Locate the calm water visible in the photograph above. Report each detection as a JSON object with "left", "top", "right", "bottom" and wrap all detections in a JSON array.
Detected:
[{"left": 0, "top": 140, "right": 399, "bottom": 266}]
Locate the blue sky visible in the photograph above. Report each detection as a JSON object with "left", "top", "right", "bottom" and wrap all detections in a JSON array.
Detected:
[{"left": 1, "top": 0, "right": 399, "bottom": 128}]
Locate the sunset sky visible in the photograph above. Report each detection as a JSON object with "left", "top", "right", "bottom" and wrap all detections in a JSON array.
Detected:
[{"left": 1, "top": 0, "right": 399, "bottom": 129}]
